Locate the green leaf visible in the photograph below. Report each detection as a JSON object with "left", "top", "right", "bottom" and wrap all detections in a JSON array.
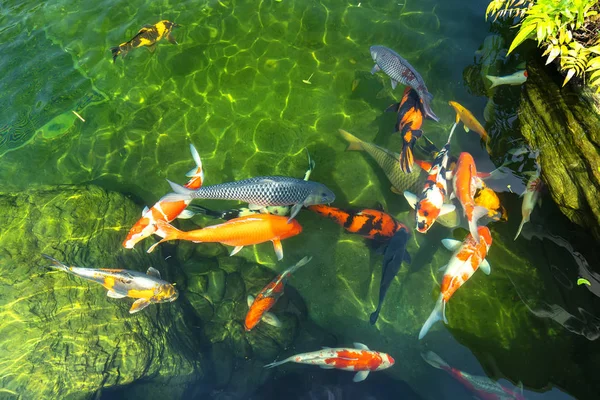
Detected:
[
  {"left": 508, "top": 23, "right": 537, "bottom": 54},
  {"left": 563, "top": 68, "right": 576, "bottom": 86},
  {"left": 546, "top": 46, "right": 561, "bottom": 64}
]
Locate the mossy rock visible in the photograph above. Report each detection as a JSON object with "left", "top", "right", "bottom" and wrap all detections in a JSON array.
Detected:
[
  {"left": 519, "top": 57, "right": 600, "bottom": 242},
  {"left": 0, "top": 185, "right": 203, "bottom": 399}
]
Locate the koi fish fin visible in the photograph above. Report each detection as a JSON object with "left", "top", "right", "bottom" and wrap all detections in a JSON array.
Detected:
[
  {"left": 438, "top": 263, "right": 448, "bottom": 272},
  {"left": 384, "top": 102, "right": 400, "bottom": 113},
  {"left": 230, "top": 245, "right": 244, "bottom": 257},
  {"left": 468, "top": 206, "right": 488, "bottom": 243},
  {"left": 439, "top": 204, "right": 456, "bottom": 216},
  {"left": 142, "top": 206, "right": 150, "bottom": 215},
  {"left": 414, "top": 159, "right": 433, "bottom": 172},
  {"left": 147, "top": 220, "right": 184, "bottom": 253},
  {"left": 421, "top": 350, "right": 449, "bottom": 370},
  {"left": 419, "top": 296, "right": 444, "bottom": 340},
  {"left": 486, "top": 75, "right": 502, "bottom": 89},
  {"left": 338, "top": 129, "right": 364, "bottom": 152},
  {"left": 514, "top": 218, "right": 527, "bottom": 241},
  {"left": 304, "top": 149, "right": 315, "bottom": 181},
  {"left": 449, "top": 192, "right": 456, "bottom": 200},
  {"left": 320, "top": 365, "right": 335, "bottom": 369},
  {"left": 189, "top": 143, "right": 203, "bottom": 171},
  {"left": 390, "top": 79, "right": 398, "bottom": 90},
  {"left": 177, "top": 209, "right": 195, "bottom": 219},
  {"left": 285, "top": 256, "right": 312, "bottom": 276},
  {"left": 160, "top": 180, "right": 194, "bottom": 202},
  {"left": 107, "top": 290, "right": 127, "bottom": 299},
  {"left": 353, "top": 370, "right": 370, "bottom": 383},
  {"left": 390, "top": 186, "right": 402, "bottom": 195},
  {"left": 480, "top": 258, "right": 491, "bottom": 275},
  {"left": 147, "top": 43, "right": 157, "bottom": 53},
  {"left": 353, "top": 342, "right": 370, "bottom": 351},
  {"left": 247, "top": 295, "right": 255, "bottom": 307},
  {"left": 186, "top": 204, "right": 225, "bottom": 219},
  {"left": 288, "top": 203, "right": 303, "bottom": 222},
  {"left": 441, "top": 239, "right": 462, "bottom": 251},
  {"left": 146, "top": 267, "right": 161, "bottom": 278},
  {"left": 110, "top": 46, "right": 121, "bottom": 63},
  {"left": 262, "top": 312, "right": 282, "bottom": 328},
  {"left": 403, "top": 191, "right": 417, "bottom": 209},
  {"left": 518, "top": 381, "right": 524, "bottom": 395},
  {"left": 129, "top": 298, "right": 151, "bottom": 313},
  {"left": 264, "top": 357, "right": 291, "bottom": 369},
  {"left": 42, "top": 254, "right": 71, "bottom": 273},
  {"left": 463, "top": 125, "right": 469, "bottom": 133},
  {"left": 167, "top": 33, "right": 178, "bottom": 45},
  {"left": 247, "top": 203, "right": 263, "bottom": 211},
  {"left": 370, "top": 64, "right": 381, "bottom": 74},
  {"left": 272, "top": 239, "right": 284, "bottom": 261}
]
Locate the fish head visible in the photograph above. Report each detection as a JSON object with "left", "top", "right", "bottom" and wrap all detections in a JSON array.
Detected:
[
  {"left": 369, "top": 45, "right": 384, "bottom": 62},
  {"left": 379, "top": 353, "right": 395, "bottom": 369},
  {"left": 477, "top": 226, "right": 493, "bottom": 248},
  {"left": 123, "top": 217, "right": 156, "bottom": 249},
  {"left": 156, "top": 283, "right": 179, "bottom": 303},
  {"left": 304, "top": 184, "right": 336, "bottom": 207},
  {"left": 415, "top": 198, "right": 441, "bottom": 233}
]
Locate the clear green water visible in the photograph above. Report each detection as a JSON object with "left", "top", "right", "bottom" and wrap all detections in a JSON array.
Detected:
[{"left": 1, "top": 0, "right": 599, "bottom": 399}]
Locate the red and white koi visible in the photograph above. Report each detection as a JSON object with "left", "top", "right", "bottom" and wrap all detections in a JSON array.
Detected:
[
  {"left": 451, "top": 152, "right": 489, "bottom": 243},
  {"left": 404, "top": 123, "right": 457, "bottom": 233},
  {"left": 514, "top": 170, "right": 543, "bottom": 240},
  {"left": 422, "top": 351, "right": 525, "bottom": 400},
  {"left": 245, "top": 256, "right": 312, "bottom": 331},
  {"left": 122, "top": 144, "right": 204, "bottom": 249},
  {"left": 264, "top": 343, "right": 395, "bottom": 382},
  {"left": 419, "top": 226, "right": 493, "bottom": 340}
]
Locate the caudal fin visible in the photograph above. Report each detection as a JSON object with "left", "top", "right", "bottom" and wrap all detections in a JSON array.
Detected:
[
  {"left": 399, "top": 129, "right": 421, "bottom": 173},
  {"left": 418, "top": 296, "right": 446, "bottom": 340},
  {"left": 421, "top": 351, "right": 450, "bottom": 370},
  {"left": 110, "top": 46, "right": 121, "bottom": 63},
  {"left": 514, "top": 218, "right": 527, "bottom": 241},
  {"left": 42, "top": 254, "right": 70, "bottom": 273},
  {"left": 338, "top": 129, "right": 364, "bottom": 151},
  {"left": 486, "top": 75, "right": 501, "bottom": 89},
  {"left": 264, "top": 357, "right": 291, "bottom": 369},
  {"left": 147, "top": 220, "right": 185, "bottom": 253},
  {"left": 421, "top": 95, "right": 439, "bottom": 122},
  {"left": 159, "top": 180, "right": 196, "bottom": 203},
  {"left": 184, "top": 144, "right": 204, "bottom": 186},
  {"left": 284, "top": 256, "right": 313, "bottom": 277}
]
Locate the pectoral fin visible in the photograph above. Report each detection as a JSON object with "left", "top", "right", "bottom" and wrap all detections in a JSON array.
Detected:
[
  {"left": 288, "top": 203, "right": 303, "bottom": 221},
  {"left": 167, "top": 33, "right": 178, "bottom": 45},
  {"left": 320, "top": 365, "right": 335, "bottom": 369},
  {"left": 441, "top": 239, "right": 462, "bottom": 251},
  {"left": 107, "top": 290, "right": 127, "bottom": 299},
  {"left": 247, "top": 295, "right": 255, "bottom": 307},
  {"left": 390, "top": 79, "right": 398, "bottom": 90},
  {"left": 272, "top": 239, "right": 284, "bottom": 261},
  {"left": 403, "top": 191, "right": 418, "bottom": 209},
  {"left": 353, "top": 370, "right": 370, "bottom": 382},
  {"left": 262, "top": 312, "right": 282, "bottom": 328},
  {"left": 230, "top": 246, "right": 244, "bottom": 256},
  {"left": 370, "top": 64, "right": 381, "bottom": 74},
  {"left": 439, "top": 204, "right": 456, "bottom": 216},
  {"left": 129, "top": 298, "right": 151, "bottom": 313},
  {"left": 146, "top": 267, "right": 161, "bottom": 278},
  {"left": 147, "top": 43, "right": 157, "bottom": 53},
  {"left": 479, "top": 259, "right": 491, "bottom": 275},
  {"left": 463, "top": 125, "right": 469, "bottom": 133},
  {"left": 353, "top": 342, "right": 370, "bottom": 351},
  {"left": 177, "top": 209, "right": 195, "bottom": 219},
  {"left": 142, "top": 206, "right": 150, "bottom": 215}
]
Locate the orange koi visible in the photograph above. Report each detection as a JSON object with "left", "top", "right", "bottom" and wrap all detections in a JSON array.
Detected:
[
  {"left": 307, "top": 204, "right": 403, "bottom": 241},
  {"left": 123, "top": 144, "right": 204, "bottom": 249},
  {"left": 264, "top": 342, "right": 395, "bottom": 382},
  {"left": 385, "top": 88, "right": 424, "bottom": 173},
  {"left": 245, "top": 256, "right": 312, "bottom": 331},
  {"left": 419, "top": 226, "right": 492, "bottom": 339},
  {"left": 452, "top": 152, "right": 488, "bottom": 243},
  {"left": 148, "top": 214, "right": 303, "bottom": 260}
]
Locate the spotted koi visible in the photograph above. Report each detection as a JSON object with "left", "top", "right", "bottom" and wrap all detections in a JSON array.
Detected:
[
  {"left": 111, "top": 20, "right": 179, "bottom": 63},
  {"left": 385, "top": 88, "right": 424, "bottom": 173}
]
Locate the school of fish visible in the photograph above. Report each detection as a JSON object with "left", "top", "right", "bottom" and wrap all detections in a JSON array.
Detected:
[{"left": 38, "top": 28, "right": 538, "bottom": 396}]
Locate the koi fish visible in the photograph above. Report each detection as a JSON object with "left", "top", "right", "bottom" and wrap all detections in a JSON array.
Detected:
[
  {"left": 110, "top": 20, "right": 180, "bottom": 63},
  {"left": 245, "top": 256, "right": 312, "bottom": 331},
  {"left": 448, "top": 101, "right": 492, "bottom": 154},
  {"left": 123, "top": 144, "right": 204, "bottom": 249},
  {"left": 264, "top": 343, "right": 395, "bottom": 382},
  {"left": 474, "top": 187, "right": 507, "bottom": 222},
  {"left": 307, "top": 204, "right": 403, "bottom": 241},
  {"left": 419, "top": 226, "right": 493, "bottom": 339},
  {"left": 163, "top": 176, "right": 335, "bottom": 223},
  {"left": 147, "top": 214, "right": 303, "bottom": 260},
  {"left": 385, "top": 88, "right": 424, "bottom": 173},
  {"left": 404, "top": 124, "right": 458, "bottom": 233},
  {"left": 514, "top": 171, "right": 543, "bottom": 240},
  {"left": 370, "top": 45, "right": 439, "bottom": 122},
  {"left": 370, "top": 226, "right": 411, "bottom": 325},
  {"left": 486, "top": 70, "right": 528, "bottom": 89},
  {"left": 42, "top": 254, "right": 178, "bottom": 313},
  {"left": 422, "top": 351, "right": 526, "bottom": 400},
  {"left": 452, "top": 152, "right": 489, "bottom": 242}
]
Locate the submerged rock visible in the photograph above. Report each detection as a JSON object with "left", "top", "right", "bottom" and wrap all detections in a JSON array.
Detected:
[
  {"left": 0, "top": 185, "right": 203, "bottom": 399},
  {"left": 519, "top": 58, "right": 600, "bottom": 242}
]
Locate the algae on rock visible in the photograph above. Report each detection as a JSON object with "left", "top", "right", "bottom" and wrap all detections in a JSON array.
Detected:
[{"left": 0, "top": 185, "right": 203, "bottom": 399}]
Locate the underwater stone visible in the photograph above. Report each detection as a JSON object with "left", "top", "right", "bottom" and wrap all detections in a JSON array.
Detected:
[
  {"left": 223, "top": 272, "right": 246, "bottom": 302},
  {"left": 207, "top": 269, "right": 227, "bottom": 304},
  {"left": 519, "top": 58, "right": 600, "bottom": 242},
  {"left": 194, "top": 242, "right": 227, "bottom": 258},
  {"left": 0, "top": 184, "right": 203, "bottom": 399},
  {"left": 217, "top": 255, "right": 245, "bottom": 273}
]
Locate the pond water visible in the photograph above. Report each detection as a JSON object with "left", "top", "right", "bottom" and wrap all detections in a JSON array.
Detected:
[{"left": 0, "top": 0, "right": 598, "bottom": 399}]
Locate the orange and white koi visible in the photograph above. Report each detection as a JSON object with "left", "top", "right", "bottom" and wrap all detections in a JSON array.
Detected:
[
  {"left": 418, "top": 226, "right": 493, "bottom": 339},
  {"left": 264, "top": 342, "right": 395, "bottom": 382},
  {"left": 123, "top": 144, "right": 204, "bottom": 249},
  {"left": 403, "top": 123, "right": 457, "bottom": 233},
  {"left": 514, "top": 170, "right": 543, "bottom": 240},
  {"left": 448, "top": 101, "right": 492, "bottom": 154},
  {"left": 452, "top": 152, "right": 489, "bottom": 243},
  {"left": 148, "top": 214, "right": 303, "bottom": 260},
  {"left": 245, "top": 256, "right": 312, "bottom": 331},
  {"left": 42, "top": 254, "right": 178, "bottom": 313}
]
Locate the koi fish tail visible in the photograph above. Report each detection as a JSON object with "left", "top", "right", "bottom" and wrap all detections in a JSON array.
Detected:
[
  {"left": 514, "top": 217, "right": 528, "bottom": 241},
  {"left": 418, "top": 296, "right": 446, "bottom": 340},
  {"left": 42, "top": 254, "right": 70, "bottom": 273},
  {"left": 369, "top": 307, "right": 382, "bottom": 325},
  {"left": 486, "top": 75, "right": 502, "bottom": 89},
  {"left": 399, "top": 129, "right": 421, "bottom": 173},
  {"left": 284, "top": 256, "right": 313, "bottom": 277},
  {"left": 147, "top": 220, "right": 188, "bottom": 253},
  {"left": 421, "top": 350, "right": 450, "bottom": 370},
  {"left": 421, "top": 94, "right": 439, "bottom": 122},
  {"left": 110, "top": 46, "right": 122, "bottom": 63},
  {"left": 160, "top": 180, "right": 196, "bottom": 203},
  {"left": 185, "top": 144, "right": 204, "bottom": 183},
  {"left": 338, "top": 129, "right": 364, "bottom": 152},
  {"left": 264, "top": 357, "right": 292, "bottom": 369},
  {"left": 468, "top": 206, "right": 489, "bottom": 243}
]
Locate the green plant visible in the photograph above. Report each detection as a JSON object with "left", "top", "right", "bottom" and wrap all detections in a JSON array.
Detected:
[{"left": 486, "top": 0, "right": 600, "bottom": 91}]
